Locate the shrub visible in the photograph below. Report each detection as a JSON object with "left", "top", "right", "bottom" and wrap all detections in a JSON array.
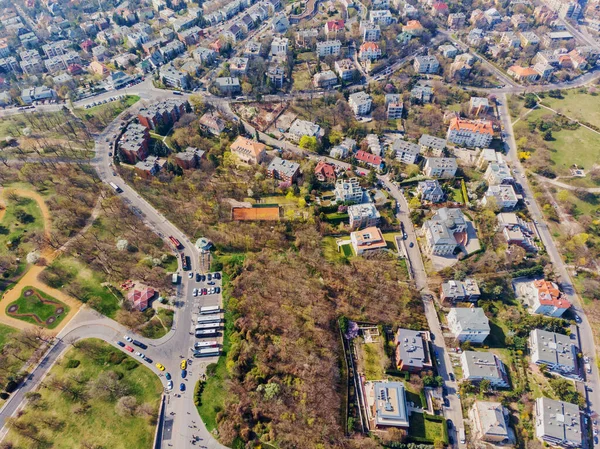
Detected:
[
  {"left": 0, "top": 392, "right": 9, "bottom": 400},
  {"left": 66, "top": 359, "right": 80, "bottom": 369},
  {"left": 107, "top": 351, "right": 126, "bottom": 365},
  {"left": 5, "top": 380, "right": 18, "bottom": 393},
  {"left": 122, "top": 359, "right": 139, "bottom": 370},
  {"left": 206, "top": 363, "right": 218, "bottom": 376}
]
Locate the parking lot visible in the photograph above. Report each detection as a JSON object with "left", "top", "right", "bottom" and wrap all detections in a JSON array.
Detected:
[{"left": 186, "top": 271, "right": 224, "bottom": 358}]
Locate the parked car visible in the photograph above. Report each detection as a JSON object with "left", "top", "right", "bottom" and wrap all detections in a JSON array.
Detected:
[
  {"left": 124, "top": 345, "right": 134, "bottom": 352},
  {"left": 124, "top": 335, "right": 133, "bottom": 342},
  {"left": 196, "top": 273, "right": 201, "bottom": 282},
  {"left": 179, "top": 383, "right": 185, "bottom": 392},
  {"left": 198, "top": 289, "right": 204, "bottom": 296},
  {"left": 449, "top": 373, "right": 455, "bottom": 381},
  {"left": 165, "top": 372, "right": 172, "bottom": 380},
  {"left": 181, "top": 360, "right": 187, "bottom": 370},
  {"left": 193, "top": 288, "right": 198, "bottom": 297},
  {"left": 181, "top": 369, "right": 187, "bottom": 379},
  {"left": 135, "top": 351, "right": 142, "bottom": 357},
  {"left": 156, "top": 363, "right": 165, "bottom": 371},
  {"left": 447, "top": 419, "right": 453, "bottom": 429},
  {"left": 214, "top": 272, "right": 221, "bottom": 280},
  {"left": 215, "top": 287, "right": 221, "bottom": 294},
  {"left": 167, "top": 380, "right": 173, "bottom": 390},
  {"left": 188, "top": 272, "right": 194, "bottom": 279},
  {"left": 132, "top": 340, "right": 147, "bottom": 349},
  {"left": 409, "top": 242, "right": 414, "bottom": 248},
  {"left": 116, "top": 341, "right": 125, "bottom": 347}
]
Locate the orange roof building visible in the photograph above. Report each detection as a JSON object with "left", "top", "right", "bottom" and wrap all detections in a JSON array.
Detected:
[
  {"left": 127, "top": 287, "right": 155, "bottom": 311},
  {"left": 530, "top": 279, "right": 571, "bottom": 317},
  {"left": 230, "top": 136, "right": 267, "bottom": 164},
  {"left": 89, "top": 60, "right": 109, "bottom": 76},
  {"left": 446, "top": 117, "right": 494, "bottom": 148},
  {"left": 314, "top": 160, "right": 336, "bottom": 182},
  {"left": 403, "top": 20, "right": 424, "bottom": 34},
  {"left": 507, "top": 65, "right": 539, "bottom": 81}
]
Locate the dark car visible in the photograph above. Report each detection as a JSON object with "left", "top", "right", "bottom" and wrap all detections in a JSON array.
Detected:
[
  {"left": 181, "top": 369, "right": 187, "bottom": 379},
  {"left": 215, "top": 287, "right": 221, "bottom": 294},
  {"left": 444, "top": 398, "right": 450, "bottom": 407},
  {"left": 179, "top": 383, "right": 185, "bottom": 392},
  {"left": 196, "top": 273, "right": 201, "bottom": 282},
  {"left": 207, "top": 273, "right": 212, "bottom": 281},
  {"left": 409, "top": 242, "right": 414, "bottom": 248},
  {"left": 214, "top": 272, "right": 221, "bottom": 280},
  {"left": 447, "top": 419, "right": 453, "bottom": 429},
  {"left": 165, "top": 373, "right": 172, "bottom": 380},
  {"left": 448, "top": 436, "right": 454, "bottom": 445},
  {"left": 144, "top": 357, "right": 153, "bottom": 364},
  {"left": 116, "top": 341, "right": 125, "bottom": 347},
  {"left": 449, "top": 373, "right": 455, "bottom": 381},
  {"left": 594, "top": 436, "right": 598, "bottom": 445},
  {"left": 132, "top": 340, "right": 147, "bottom": 349}
]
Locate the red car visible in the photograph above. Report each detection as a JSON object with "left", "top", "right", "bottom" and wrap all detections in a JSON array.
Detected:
[{"left": 124, "top": 345, "right": 134, "bottom": 352}]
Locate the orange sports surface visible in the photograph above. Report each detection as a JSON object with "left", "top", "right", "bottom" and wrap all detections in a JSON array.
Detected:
[{"left": 232, "top": 207, "right": 280, "bottom": 221}]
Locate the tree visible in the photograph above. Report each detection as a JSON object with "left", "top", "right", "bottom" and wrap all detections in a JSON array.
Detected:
[
  {"left": 479, "top": 379, "right": 491, "bottom": 394},
  {"left": 299, "top": 135, "right": 318, "bottom": 152},
  {"left": 543, "top": 129, "right": 553, "bottom": 141},
  {"left": 116, "top": 395, "right": 138, "bottom": 416}
]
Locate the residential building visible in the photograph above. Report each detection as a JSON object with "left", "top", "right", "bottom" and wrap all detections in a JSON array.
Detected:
[
  {"left": 19, "top": 50, "right": 43, "bottom": 75},
  {"left": 350, "top": 226, "right": 387, "bottom": 255},
  {"left": 485, "top": 160, "right": 514, "bottom": 185},
  {"left": 423, "top": 157, "right": 458, "bottom": 178},
  {"left": 267, "top": 157, "right": 300, "bottom": 183},
  {"left": 422, "top": 207, "right": 468, "bottom": 256},
  {"left": 530, "top": 329, "right": 579, "bottom": 378},
  {"left": 335, "top": 58, "right": 356, "bottom": 80},
  {"left": 365, "top": 134, "right": 383, "bottom": 156},
  {"left": 439, "top": 44, "right": 459, "bottom": 58},
  {"left": 214, "top": 77, "right": 241, "bottom": 94},
  {"left": 271, "top": 36, "right": 289, "bottom": 56},
  {"left": 199, "top": 112, "right": 226, "bottom": 136},
  {"left": 192, "top": 47, "right": 217, "bottom": 65},
  {"left": 483, "top": 184, "right": 519, "bottom": 210},
  {"left": 395, "top": 328, "right": 432, "bottom": 372},
  {"left": 520, "top": 31, "right": 541, "bottom": 47},
  {"left": 411, "top": 85, "right": 433, "bottom": 103},
  {"left": 470, "top": 402, "right": 510, "bottom": 444},
  {"left": 288, "top": 119, "right": 322, "bottom": 141},
  {"left": 393, "top": 139, "right": 421, "bottom": 164},
  {"left": 325, "top": 19, "right": 345, "bottom": 37},
  {"left": 535, "top": 397, "right": 582, "bottom": 448},
  {"left": 403, "top": 20, "right": 424, "bottom": 35},
  {"left": 502, "top": 32, "right": 522, "bottom": 48},
  {"left": 313, "top": 70, "right": 338, "bottom": 88},
  {"left": 178, "top": 26, "right": 202, "bottom": 45},
  {"left": 385, "top": 94, "right": 403, "bottom": 119},
  {"left": 446, "top": 117, "right": 494, "bottom": 148},
  {"left": 330, "top": 138, "right": 357, "bottom": 159},
  {"left": 419, "top": 135, "right": 446, "bottom": 157},
  {"left": 159, "top": 64, "right": 190, "bottom": 89},
  {"left": 244, "top": 40, "right": 263, "bottom": 57},
  {"left": 175, "top": 147, "right": 205, "bottom": 169},
  {"left": 364, "top": 381, "right": 409, "bottom": 429},
  {"left": 230, "top": 136, "right": 267, "bottom": 164},
  {"left": 160, "top": 40, "right": 186, "bottom": 61},
  {"left": 359, "top": 42, "right": 382, "bottom": 61},
  {"left": 335, "top": 178, "right": 364, "bottom": 203},
  {"left": 348, "top": 203, "right": 380, "bottom": 229},
  {"left": 461, "top": 351, "right": 509, "bottom": 388},
  {"left": 21, "top": 86, "right": 57, "bottom": 104},
  {"left": 135, "top": 156, "right": 165, "bottom": 179},
  {"left": 497, "top": 212, "right": 538, "bottom": 252},
  {"left": 360, "top": 21, "right": 381, "bottom": 41},
  {"left": 440, "top": 279, "right": 481, "bottom": 303},
  {"left": 467, "top": 28, "right": 485, "bottom": 46},
  {"left": 414, "top": 55, "right": 440, "bottom": 74},
  {"left": 0, "top": 56, "right": 19, "bottom": 74},
  {"left": 119, "top": 123, "right": 150, "bottom": 163},
  {"left": 369, "top": 9, "right": 394, "bottom": 25},
  {"left": 447, "top": 12, "right": 466, "bottom": 28},
  {"left": 348, "top": 91, "right": 372, "bottom": 115},
  {"left": 229, "top": 57, "right": 249, "bottom": 76},
  {"left": 296, "top": 29, "right": 319, "bottom": 48},
  {"left": 469, "top": 97, "right": 490, "bottom": 116},
  {"left": 508, "top": 65, "right": 539, "bottom": 82},
  {"left": 546, "top": 0, "right": 581, "bottom": 19},
  {"left": 517, "top": 279, "right": 571, "bottom": 317},
  {"left": 417, "top": 180, "right": 444, "bottom": 203},
  {"left": 448, "top": 307, "right": 490, "bottom": 343},
  {"left": 314, "top": 160, "right": 337, "bottom": 182},
  {"left": 316, "top": 40, "right": 342, "bottom": 57},
  {"left": 484, "top": 7, "right": 502, "bottom": 25},
  {"left": 355, "top": 150, "right": 384, "bottom": 170}
]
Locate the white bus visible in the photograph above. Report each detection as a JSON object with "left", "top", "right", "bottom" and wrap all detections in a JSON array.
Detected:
[
  {"left": 109, "top": 182, "right": 122, "bottom": 193},
  {"left": 193, "top": 348, "right": 220, "bottom": 358},
  {"left": 194, "top": 341, "right": 218, "bottom": 349},
  {"left": 195, "top": 323, "right": 221, "bottom": 331},
  {"left": 195, "top": 329, "right": 218, "bottom": 338},
  {"left": 197, "top": 316, "right": 222, "bottom": 324},
  {"left": 199, "top": 306, "right": 221, "bottom": 315}
]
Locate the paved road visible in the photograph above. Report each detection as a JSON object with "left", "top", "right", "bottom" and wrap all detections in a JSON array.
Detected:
[{"left": 497, "top": 93, "right": 600, "bottom": 444}]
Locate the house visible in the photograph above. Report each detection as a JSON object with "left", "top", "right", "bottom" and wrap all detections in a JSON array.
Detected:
[
  {"left": 467, "top": 28, "right": 486, "bottom": 46},
  {"left": 447, "top": 12, "right": 466, "bottom": 28},
  {"left": 137, "top": 99, "right": 188, "bottom": 131},
  {"left": 159, "top": 64, "right": 189, "bottom": 89},
  {"left": 119, "top": 123, "right": 150, "bottom": 163},
  {"left": 271, "top": 12, "right": 290, "bottom": 33},
  {"left": 411, "top": 85, "right": 433, "bottom": 103},
  {"left": 350, "top": 226, "right": 387, "bottom": 255},
  {"left": 214, "top": 77, "right": 241, "bottom": 94},
  {"left": 529, "top": 329, "right": 579, "bottom": 378},
  {"left": 325, "top": 19, "right": 345, "bottom": 37},
  {"left": 21, "top": 86, "right": 57, "bottom": 104},
  {"left": 441, "top": 279, "right": 481, "bottom": 303},
  {"left": 267, "top": 157, "right": 300, "bottom": 183},
  {"left": 393, "top": 140, "right": 421, "bottom": 164},
  {"left": 535, "top": 397, "right": 582, "bottom": 448},
  {"left": 244, "top": 40, "right": 263, "bottom": 57},
  {"left": 192, "top": 47, "right": 217, "bottom": 65},
  {"left": 517, "top": 279, "right": 571, "bottom": 317},
  {"left": 175, "top": 147, "right": 206, "bottom": 169},
  {"left": 448, "top": 307, "right": 490, "bottom": 343},
  {"left": 369, "top": 9, "right": 394, "bottom": 25},
  {"left": 461, "top": 351, "right": 509, "bottom": 388},
  {"left": 485, "top": 160, "right": 513, "bottom": 185},
  {"left": 316, "top": 40, "right": 342, "bottom": 57},
  {"left": 519, "top": 31, "right": 540, "bottom": 47},
  {"left": 230, "top": 136, "right": 266, "bottom": 164},
  {"left": 498, "top": 213, "right": 538, "bottom": 252},
  {"left": 330, "top": 138, "right": 357, "bottom": 159},
  {"left": 484, "top": 7, "right": 502, "bottom": 25},
  {"left": 470, "top": 402, "right": 510, "bottom": 444},
  {"left": 419, "top": 135, "right": 446, "bottom": 157},
  {"left": 348, "top": 92, "right": 372, "bottom": 115},
  {"left": 533, "top": 62, "right": 555, "bottom": 80},
  {"left": 502, "top": 32, "right": 522, "bottom": 48},
  {"left": 417, "top": 180, "right": 444, "bottom": 203},
  {"left": 385, "top": 94, "right": 403, "bottom": 119},
  {"left": 423, "top": 207, "right": 468, "bottom": 255},
  {"left": 446, "top": 117, "right": 494, "bottom": 148},
  {"left": 483, "top": 184, "right": 519, "bottom": 210},
  {"left": 199, "top": 112, "right": 226, "bottom": 136},
  {"left": 271, "top": 36, "right": 289, "bottom": 56},
  {"left": 314, "top": 160, "right": 337, "bottom": 182},
  {"left": 355, "top": 150, "right": 383, "bottom": 170},
  {"left": 335, "top": 178, "right": 364, "bottom": 203},
  {"left": 296, "top": 29, "right": 319, "bottom": 48},
  {"left": 469, "top": 97, "right": 490, "bottom": 116},
  {"left": 335, "top": 58, "right": 356, "bottom": 81},
  {"left": 403, "top": 20, "right": 424, "bottom": 35},
  {"left": 423, "top": 157, "right": 458, "bottom": 178},
  {"left": 360, "top": 21, "right": 381, "bottom": 41},
  {"left": 364, "top": 381, "right": 409, "bottom": 429},
  {"left": 288, "top": 119, "right": 322, "bottom": 141},
  {"left": 439, "top": 44, "right": 458, "bottom": 58},
  {"left": 432, "top": 2, "right": 449, "bottom": 16},
  {"left": 508, "top": 65, "right": 539, "bottom": 82},
  {"left": 348, "top": 203, "right": 380, "bottom": 229},
  {"left": 229, "top": 57, "right": 249, "bottom": 76},
  {"left": 313, "top": 70, "right": 338, "bottom": 88},
  {"left": 414, "top": 55, "right": 439, "bottom": 74},
  {"left": 511, "top": 13, "right": 529, "bottom": 30},
  {"left": 395, "top": 328, "right": 432, "bottom": 372},
  {"left": 127, "top": 286, "right": 155, "bottom": 311},
  {"left": 359, "top": 42, "right": 382, "bottom": 61}
]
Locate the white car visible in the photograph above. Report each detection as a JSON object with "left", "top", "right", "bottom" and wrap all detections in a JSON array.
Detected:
[
  {"left": 188, "top": 272, "right": 194, "bottom": 279},
  {"left": 124, "top": 335, "right": 133, "bottom": 342},
  {"left": 193, "top": 288, "right": 198, "bottom": 297},
  {"left": 135, "top": 351, "right": 142, "bottom": 357}
]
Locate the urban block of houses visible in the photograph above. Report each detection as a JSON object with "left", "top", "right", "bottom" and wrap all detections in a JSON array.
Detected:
[
  {"left": 335, "top": 177, "right": 364, "bottom": 203},
  {"left": 447, "top": 307, "right": 490, "bottom": 343},
  {"left": 350, "top": 226, "right": 387, "bottom": 255},
  {"left": 461, "top": 350, "right": 510, "bottom": 388},
  {"left": 446, "top": 117, "right": 494, "bottom": 148},
  {"left": 423, "top": 207, "right": 469, "bottom": 256},
  {"left": 348, "top": 91, "right": 373, "bottom": 115},
  {"left": 355, "top": 150, "right": 384, "bottom": 170},
  {"left": 423, "top": 157, "right": 458, "bottom": 179},
  {"left": 483, "top": 184, "right": 519, "bottom": 210},
  {"left": 516, "top": 279, "right": 571, "bottom": 317},
  {"left": 535, "top": 397, "right": 582, "bottom": 448},
  {"left": 230, "top": 136, "right": 267, "bottom": 164},
  {"left": 470, "top": 401, "right": 510, "bottom": 444},
  {"left": 529, "top": 329, "right": 580, "bottom": 379},
  {"left": 419, "top": 134, "right": 446, "bottom": 157},
  {"left": 440, "top": 279, "right": 481, "bottom": 303},
  {"left": 267, "top": 157, "right": 300, "bottom": 183},
  {"left": 348, "top": 203, "right": 380, "bottom": 230},
  {"left": 395, "top": 328, "right": 432, "bottom": 372},
  {"left": 393, "top": 139, "right": 421, "bottom": 164},
  {"left": 417, "top": 180, "right": 444, "bottom": 203},
  {"left": 119, "top": 123, "right": 150, "bottom": 164},
  {"left": 364, "top": 381, "right": 409, "bottom": 429}
]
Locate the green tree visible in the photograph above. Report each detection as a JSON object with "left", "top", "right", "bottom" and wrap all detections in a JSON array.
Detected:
[{"left": 299, "top": 135, "right": 318, "bottom": 152}]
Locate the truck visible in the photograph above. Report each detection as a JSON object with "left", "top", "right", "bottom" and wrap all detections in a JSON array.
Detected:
[
  {"left": 458, "top": 428, "right": 466, "bottom": 444},
  {"left": 172, "top": 273, "right": 179, "bottom": 284},
  {"left": 109, "top": 182, "right": 122, "bottom": 193}
]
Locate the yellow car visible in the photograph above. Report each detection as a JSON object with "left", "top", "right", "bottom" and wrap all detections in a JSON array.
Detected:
[
  {"left": 180, "top": 360, "right": 187, "bottom": 370},
  {"left": 156, "top": 363, "right": 165, "bottom": 371}
]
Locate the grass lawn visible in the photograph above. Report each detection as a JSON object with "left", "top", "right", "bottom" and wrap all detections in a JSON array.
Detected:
[
  {"left": 292, "top": 68, "right": 312, "bottom": 92},
  {"left": 7, "top": 286, "right": 70, "bottom": 329},
  {"left": 0, "top": 322, "right": 17, "bottom": 351},
  {"left": 324, "top": 211, "right": 349, "bottom": 224},
  {"left": 296, "top": 52, "right": 316, "bottom": 62},
  {"left": 451, "top": 188, "right": 463, "bottom": 203},
  {"left": 163, "top": 254, "right": 179, "bottom": 273},
  {"left": 74, "top": 95, "right": 140, "bottom": 122},
  {"left": 409, "top": 413, "right": 447, "bottom": 443},
  {"left": 322, "top": 237, "right": 349, "bottom": 263},
  {"left": 357, "top": 340, "right": 387, "bottom": 381},
  {"left": 382, "top": 232, "right": 400, "bottom": 251},
  {"left": 140, "top": 308, "right": 174, "bottom": 339},
  {"left": 4, "top": 338, "right": 162, "bottom": 449},
  {"left": 541, "top": 90, "right": 600, "bottom": 128},
  {"left": 340, "top": 243, "right": 354, "bottom": 257},
  {"left": 0, "top": 194, "right": 44, "bottom": 257}
]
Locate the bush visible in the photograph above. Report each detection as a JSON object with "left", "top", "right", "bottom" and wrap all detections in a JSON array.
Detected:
[
  {"left": 122, "top": 359, "right": 139, "bottom": 371},
  {"left": 0, "top": 392, "right": 9, "bottom": 400},
  {"left": 107, "top": 350, "right": 126, "bottom": 365},
  {"left": 5, "top": 380, "right": 18, "bottom": 393},
  {"left": 206, "top": 363, "right": 218, "bottom": 376},
  {"left": 66, "top": 359, "right": 80, "bottom": 369},
  {"left": 194, "top": 380, "right": 206, "bottom": 407}
]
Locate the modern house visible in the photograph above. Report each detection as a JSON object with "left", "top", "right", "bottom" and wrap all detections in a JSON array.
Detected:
[
  {"left": 461, "top": 350, "right": 510, "bottom": 388},
  {"left": 529, "top": 329, "right": 580, "bottom": 378},
  {"left": 535, "top": 397, "right": 582, "bottom": 448},
  {"left": 417, "top": 180, "right": 444, "bottom": 203},
  {"left": 470, "top": 401, "right": 510, "bottom": 444},
  {"left": 485, "top": 160, "right": 514, "bottom": 185},
  {"left": 267, "top": 157, "right": 301, "bottom": 183},
  {"left": 350, "top": 226, "right": 387, "bottom": 255},
  {"left": 414, "top": 55, "right": 440, "bottom": 74},
  {"left": 230, "top": 136, "right": 267, "bottom": 164},
  {"left": 440, "top": 279, "right": 481, "bottom": 303},
  {"left": 422, "top": 208, "right": 468, "bottom": 256},
  {"left": 364, "top": 381, "right": 409, "bottom": 429},
  {"left": 348, "top": 91, "right": 373, "bottom": 115},
  {"left": 393, "top": 140, "right": 421, "bottom": 164},
  {"left": 335, "top": 178, "right": 364, "bottom": 203},
  {"left": 419, "top": 135, "right": 446, "bottom": 157},
  {"left": 348, "top": 203, "right": 380, "bottom": 230},
  {"left": 395, "top": 328, "right": 432, "bottom": 372},
  {"left": 288, "top": 119, "right": 322, "bottom": 141},
  {"left": 483, "top": 185, "right": 519, "bottom": 210},
  {"left": 447, "top": 307, "right": 490, "bottom": 343},
  {"left": 423, "top": 157, "right": 458, "bottom": 178}
]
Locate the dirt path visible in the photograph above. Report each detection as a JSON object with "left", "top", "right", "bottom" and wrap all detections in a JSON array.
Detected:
[{"left": 0, "top": 187, "right": 84, "bottom": 334}]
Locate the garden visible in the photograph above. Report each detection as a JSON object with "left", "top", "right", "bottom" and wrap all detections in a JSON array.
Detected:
[{"left": 6, "top": 286, "right": 70, "bottom": 329}]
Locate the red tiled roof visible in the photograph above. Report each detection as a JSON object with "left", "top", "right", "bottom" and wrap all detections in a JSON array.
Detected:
[
  {"left": 433, "top": 2, "right": 449, "bottom": 10},
  {"left": 127, "top": 287, "right": 155, "bottom": 311},
  {"left": 326, "top": 19, "right": 345, "bottom": 31},
  {"left": 534, "top": 280, "right": 571, "bottom": 309},
  {"left": 315, "top": 160, "right": 336, "bottom": 180},
  {"left": 448, "top": 117, "right": 494, "bottom": 135},
  {"left": 356, "top": 150, "right": 382, "bottom": 165},
  {"left": 360, "top": 42, "right": 380, "bottom": 52}
]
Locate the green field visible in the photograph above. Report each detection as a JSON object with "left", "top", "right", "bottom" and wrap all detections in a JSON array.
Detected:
[
  {"left": 409, "top": 413, "right": 447, "bottom": 444},
  {"left": 0, "top": 323, "right": 17, "bottom": 351},
  {"left": 541, "top": 90, "right": 600, "bottom": 127},
  {"left": 74, "top": 95, "right": 140, "bottom": 122},
  {"left": 4, "top": 338, "right": 162, "bottom": 449},
  {"left": 6, "top": 286, "right": 70, "bottom": 329},
  {"left": 0, "top": 194, "right": 44, "bottom": 257},
  {"left": 340, "top": 243, "right": 354, "bottom": 257}
]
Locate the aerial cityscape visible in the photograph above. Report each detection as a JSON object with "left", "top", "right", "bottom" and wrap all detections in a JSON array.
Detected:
[{"left": 0, "top": 0, "right": 598, "bottom": 447}]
